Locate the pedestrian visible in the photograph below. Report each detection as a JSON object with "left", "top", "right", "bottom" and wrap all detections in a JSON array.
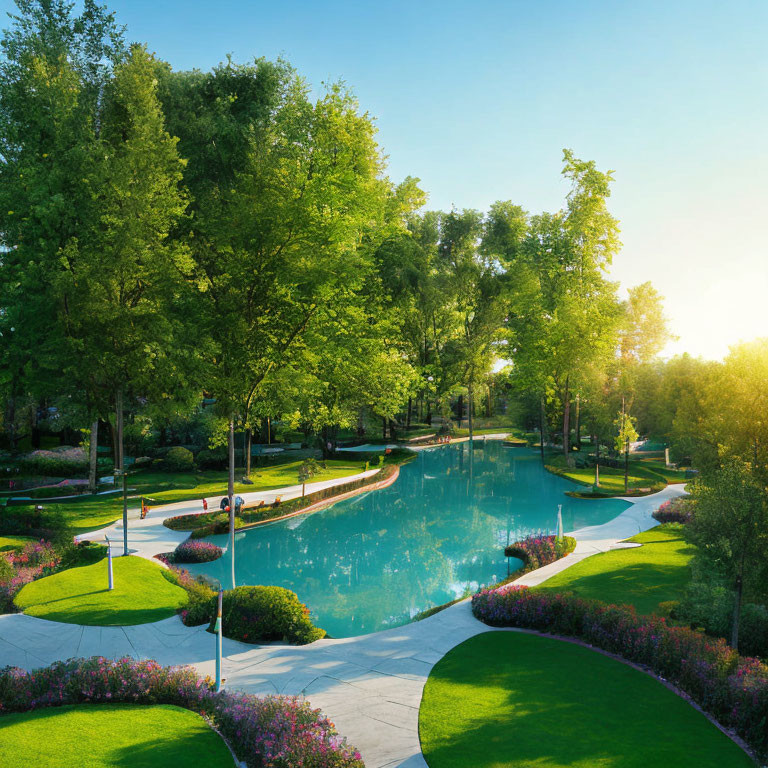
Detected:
[
  {"left": 202, "top": 497, "right": 208, "bottom": 512},
  {"left": 220, "top": 496, "right": 228, "bottom": 511}
]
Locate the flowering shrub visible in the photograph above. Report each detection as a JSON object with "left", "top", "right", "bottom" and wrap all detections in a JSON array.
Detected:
[
  {"left": 160, "top": 564, "right": 218, "bottom": 626},
  {"left": 504, "top": 534, "right": 576, "bottom": 574},
  {"left": 0, "top": 541, "right": 61, "bottom": 613},
  {"left": 211, "top": 586, "right": 326, "bottom": 645},
  {"left": 173, "top": 539, "right": 223, "bottom": 563},
  {"left": 472, "top": 586, "right": 768, "bottom": 760},
  {"left": 653, "top": 497, "right": 695, "bottom": 524},
  {"left": 0, "top": 657, "right": 364, "bottom": 767}
]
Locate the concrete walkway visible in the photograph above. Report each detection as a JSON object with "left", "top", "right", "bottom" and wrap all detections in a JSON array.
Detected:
[
  {"left": 0, "top": 461, "right": 686, "bottom": 767},
  {"left": 75, "top": 468, "right": 380, "bottom": 560}
]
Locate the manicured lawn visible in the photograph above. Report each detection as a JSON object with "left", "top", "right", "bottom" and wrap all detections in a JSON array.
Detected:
[
  {"left": 534, "top": 525, "right": 694, "bottom": 615},
  {"left": 0, "top": 534, "right": 35, "bottom": 552},
  {"left": 25, "top": 459, "right": 365, "bottom": 534},
  {"left": 419, "top": 632, "right": 753, "bottom": 768},
  {"left": 547, "top": 454, "right": 669, "bottom": 494},
  {"left": 0, "top": 703, "right": 233, "bottom": 767},
  {"left": 14, "top": 555, "right": 188, "bottom": 625}
]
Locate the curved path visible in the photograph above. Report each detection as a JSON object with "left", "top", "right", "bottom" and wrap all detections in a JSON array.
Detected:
[{"left": 0, "top": 460, "right": 686, "bottom": 767}]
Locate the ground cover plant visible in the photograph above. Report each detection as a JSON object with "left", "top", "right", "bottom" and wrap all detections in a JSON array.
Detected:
[
  {"left": 0, "top": 657, "right": 363, "bottom": 768},
  {"left": 0, "top": 703, "right": 234, "bottom": 767},
  {"left": 471, "top": 587, "right": 768, "bottom": 760},
  {"left": 172, "top": 539, "right": 223, "bottom": 563},
  {"left": 419, "top": 631, "right": 754, "bottom": 768},
  {"left": 14, "top": 555, "right": 188, "bottom": 625},
  {"left": 533, "top": 524, "right": 694, "bottom": 615}
]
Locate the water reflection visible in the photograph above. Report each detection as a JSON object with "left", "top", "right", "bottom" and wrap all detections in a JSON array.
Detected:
[{"left": 188, "top": 443, "right": 630, "bottom": 637}]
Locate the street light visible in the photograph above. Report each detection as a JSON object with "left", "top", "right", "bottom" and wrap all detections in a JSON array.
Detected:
[
  {"left": 113, "top": 467, "right": 130, "bottom": 556},
  {"left": 105, "top": 535, "right": 114, "bottom": 590}
]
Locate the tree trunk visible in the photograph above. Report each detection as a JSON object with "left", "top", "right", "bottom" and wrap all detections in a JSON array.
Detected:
[
  {"left": 426, "top": 400, "right": 432, "bottom": 426},
  {"left": 267, "top": 416, "right": 271, "bottom": 445},
  {"left": 562, "top": 376, "right": 570, "bottom": 462},
  {"left": 115, "top": 389, "right": 124, "bottom": 472},
  {"left": 486, "top": 386, "right": 492, "bottom": 417},
  {"left": 594, "top": 435, "right": 600, "bottom": 486},
  {"left": 621, "top": 396, "right": 628, "bottom": 493},
  {"left": 731, "top": 572, "right": 743, "bottom": 649},
  {"left": 245, "top": 428, "right": 252, "bottom": 478},
  {"left": 574, "top": 394, "right": 580, "bottom": 450},
  {"left": 457, "top": 394, "right": 464, "bottom": 425},
  {"left": 468, "top": 381, "right": 474, "bottom": 442},
  {"left": 88, "top": 420, "right": 99, "bottom": 492},
  {"left": 228, "top": 418, "right": 236, "bottom": 590},
  {"left": 382, "top": 416, "right": 387, "bottom": 439},
  {"left": 406, "top": 397, "right": 412, "bottom": 429},
  {"left": 540, "top": 395, "right": 546, "bottom": 462}
]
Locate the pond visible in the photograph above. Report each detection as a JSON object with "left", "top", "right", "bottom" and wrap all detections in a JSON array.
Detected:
[{"left": 187, "top": 441, "right": 631, "bottom": 638}]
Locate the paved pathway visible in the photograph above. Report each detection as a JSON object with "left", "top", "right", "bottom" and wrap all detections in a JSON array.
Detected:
[{"left": 0, "top": 456, "right": 687, "bottom": 768}]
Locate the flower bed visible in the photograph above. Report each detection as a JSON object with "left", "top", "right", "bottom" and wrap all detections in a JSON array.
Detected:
[
  {"left": 0, "top": 657, "right": 363, "bottom": 767},
  {"left": 0, "top": 541, "right": 61, "bottom": 613},
  {"left": 504, "top": 534, "right": 576, "bottom": 573},
  {"left": 471, "top": 586, "right": 768, "bottom": 761},
  {"left": 653, "top": 496, "right": 695, "bottom": 524},
  {"left": 173, "top": 539, "right": 222, "bottom": 563}
]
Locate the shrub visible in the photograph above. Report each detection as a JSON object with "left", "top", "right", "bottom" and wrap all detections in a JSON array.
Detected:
[
  {"left": 472, "top": 586, "right": 768, "bottom": 761},
  {"left": 0, "top": 657, "right": 364, "bottom": 768},
  {"left": 161, "top": 565, "right": 218, "bottom": 626},
  {"left": 173, "top": 539, "right": 222, "bottom": 563},
  {"left": 674, "top": 580, "right": 768, "bottom": 659},
  {"left": 504, "top": 534, "right": 576, "bottom": 574},
  {"left": 653, "top": 496, "right": 695, "bottom": 524},
  {"left": 165, "top": 446, "right": 195, "bottom": 472},
  {"left": 211, "top": 586, "right": 325, "bottom": 645},
  {"left": 57, "top": 540, "right": 107, "bottom": 569},
  {"left": 0, "top": 505, "right": 66, "bottom": 538},
  {"left": 195, "top": 446, "right": 228, "bottom": 470}
]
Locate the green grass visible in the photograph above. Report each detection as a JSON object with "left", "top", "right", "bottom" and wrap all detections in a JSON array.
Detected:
[
  {"left": 0, "top": 534, "right": 35, "bottom": 552},
  {"left": 546, "top": 454, "right": 668, "bottom": 495},
  {"left": 419, "top": 632, "right": 753, "bottom": 768},
  {"left": 0, "top": 703, "right": 233, "bottom": 767},
  {"left": 633, "top": 458, "right": 689, "bottom": 483},
  {"left": 23, "top": 459, "right": 364, "bottom": 534},
  {"left": 14, "top": 555, "right": 188, "bottom": 625},
  {"left": 534, "top": 525, "right": 694, "bottom": 615}
]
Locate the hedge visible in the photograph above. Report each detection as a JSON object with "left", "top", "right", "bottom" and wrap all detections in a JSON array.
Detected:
[
  {"left": 165, "top": 464, "right": 400, "bottom": 540},
  {"left": 0, "top": 657, "right": 363, "bottom": 768},
  {"left": 472, "top": 586, "right": 768, "bottom": 761}
]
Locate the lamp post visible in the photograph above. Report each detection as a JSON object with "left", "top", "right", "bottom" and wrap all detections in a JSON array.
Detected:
[
  {"left": 214, "top": 587, "right": 223, "bottom": 692},
  {"left": 105, "top": 535, "right": 114, "bottom": 590},
  {"left": 113, "top": 467, "right": 129, "bottom": 556}
]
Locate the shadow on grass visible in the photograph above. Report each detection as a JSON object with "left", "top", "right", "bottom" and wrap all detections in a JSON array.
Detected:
[
  {"left": 26, "top": 605, "right": 180, "bottom": 625},
  {"left": 536, "top": 562, "right": 693, "bottom": 614},
  {"left": 420, "top": 633, "right": 753, "bottom": 768}
]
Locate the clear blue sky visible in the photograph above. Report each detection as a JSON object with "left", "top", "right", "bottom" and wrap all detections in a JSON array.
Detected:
[{"left": 4, "top": 0, "right": 768, "bottom": 359}]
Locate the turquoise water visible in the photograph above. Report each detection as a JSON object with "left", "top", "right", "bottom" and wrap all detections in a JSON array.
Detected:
[{"left": 187, "top": 442, "right": 631, "bottom": 638}]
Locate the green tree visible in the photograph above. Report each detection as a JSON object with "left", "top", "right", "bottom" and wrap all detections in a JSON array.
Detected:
[{"left": 687, "top": 460, "right": 768, "bottom": 648}]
